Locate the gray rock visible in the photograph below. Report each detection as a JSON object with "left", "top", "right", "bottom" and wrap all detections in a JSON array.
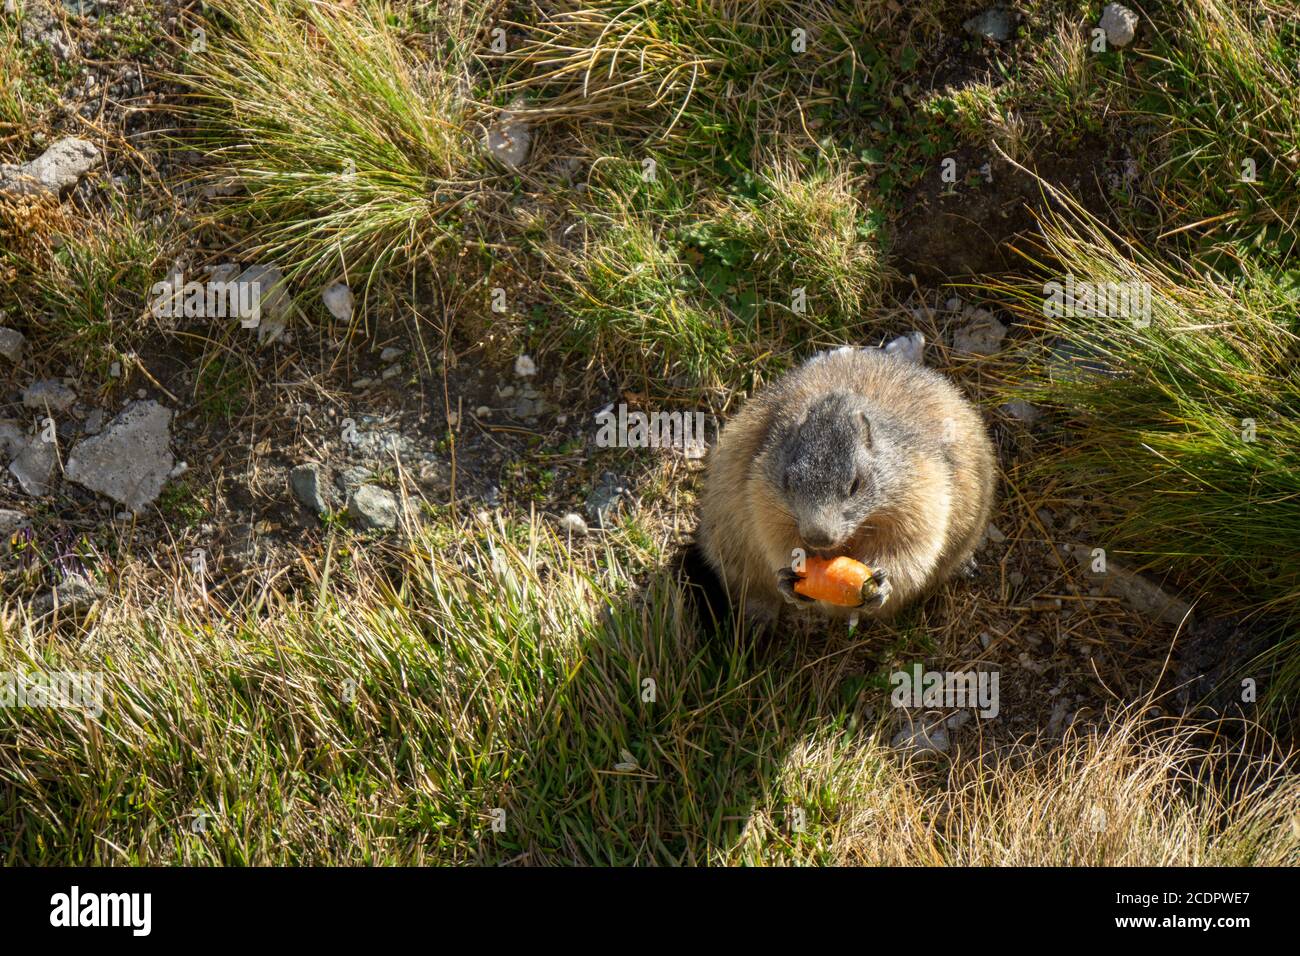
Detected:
[
  {"left": 321, "top": 281, "right": 353, "bottom": 321},
  {"left": 585, "top": 472, "right": 627, "bottom": 529},
  {"left": 82, "top": 408, "right": 105, "bottom": 435},
  {"left": 334, "top": 465, "right": 374, "bottom": 495},
  {"left": 379, "top": 346, "right": 403, "bottom": 363},
  {"left": 963, "top": 7, "right": 1016, "bottom": 42},
  {"left": 891, "top": 721, "right": 950, "bottom": 754},
  {"left": 349, "top": 425, "right": 418, "bottom": 462},
  {"left": 0, "top": 327, "right": 24, "bottom": 363},
  {"left": 485, "top": 103, "right": 532, "bottom": 169},
  {"left": 290, "top": 463, "right": 337, "bottom": 515},
  {"left": 1000, "top": 398, "right": 1043, "bottom": 424},
  {"left": 0, "top": 137, "right": 101, "bottom": 197},
  {"left": 1100, "top": 3, "right": 1138, "bottom": 48},
  {"left": 236, "top": 264, "right": 292, "bottom": 344},
  {"left": 0, "top": 508, "right": 31, "bottom": 554},
  {"left": 952, "top": 310, "right": 1008, "bottom": 355},
  {"left": 22, "top": 379, "right": 76, "bottom": 412},
  {"left": 883, "top": 331, "right": 925, "bottom": 365},
  {"left": 32, "top": 573, "right": 106, "bottom": 616},
  {"left": 65, "top": 400, "right": 174, "bottom": 512},
  {"left": 347, "top": 484, "right": 398, "bottom": 531},
  {"left": 206, "top": 261, "right": 241, "bottom": 284},
  {"left": 1070, "top": 545, "right": 1193, "bottom": 627},
  {"left": 8, "top": 432, "right": 57, "bottom": 495},
  {"left": 512, "top": 396, "right": 546, "bottom": 419},
  {"left": 558, "top": 512, "right": 588, "bottom": 535},
  {"left": 0, "top": 419, "right": 23, "bottom": 459}
]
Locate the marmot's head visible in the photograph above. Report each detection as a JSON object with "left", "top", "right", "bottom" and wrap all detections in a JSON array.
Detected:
[{"left": 762, "top": 390, "right": 906, "bottom": 552}]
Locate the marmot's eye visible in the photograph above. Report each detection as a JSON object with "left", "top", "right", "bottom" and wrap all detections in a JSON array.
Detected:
[{"left": 848, "top": 476, "right": 861, "bottom": 496}]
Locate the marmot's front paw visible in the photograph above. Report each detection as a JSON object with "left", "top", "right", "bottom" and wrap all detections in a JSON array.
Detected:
[
  {"left": 861, "top": 567, "right": 892, "bottom": 609},
  {"left": 776, "top": 567, "right": 816, "bottom": 605}
]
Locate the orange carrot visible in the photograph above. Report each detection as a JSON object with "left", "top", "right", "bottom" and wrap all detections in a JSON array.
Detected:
[{"left": 793, "top": 555, "right": 880, "bottom": 607}]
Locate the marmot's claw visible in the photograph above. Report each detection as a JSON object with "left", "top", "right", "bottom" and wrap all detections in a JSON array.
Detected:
[
  {"left": 776, "top": 567, "right": 815, "bottom": 605},
  {"left": 859, "top": 568, "right": 892, "bottom": 608}
]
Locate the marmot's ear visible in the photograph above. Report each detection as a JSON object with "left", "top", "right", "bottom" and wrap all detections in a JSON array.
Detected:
[{"left": 858, "top": 410, "right": 873, "bottom": 448}]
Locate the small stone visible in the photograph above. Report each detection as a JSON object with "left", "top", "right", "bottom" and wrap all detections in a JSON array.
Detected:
[
  {"left": 585, "top": 472, "right": 627, "bottom": 529},
  {"left": 963, "top": 7, "right": 1016, "bottom": 42},
  {"left": 0, "top": 508, "right": 31, "bottom": 553},
  {"left": 82, "top": 408, "right": 105, "bottom": 435},
  {"left": 1100, "top": 3, "right": 1139, "bottom": 48},
  {"left": 0, "top": 420, "right": 24, "bottom": 458},
  {"left": 497, "top": 385, "right": 516, "bottom": 399},
  {"left": 352, "top": 378, "right": 375, "bottom": 389},
  {"left": 883, "top": 331, "right": 925, "bottom": 365},
  {"left": 334, "top": 466, "right": 373, "bottom": 496},
  {"left": 512, "top": 396, "right": 546, "bottom": 419},
  {"left": 985, "top": 523, "right": 1007, "bottom": 544},
  {"left": 379, "top": 346, "right": 403, "bottom": 363},
  {"left": 22, "top": 379, "right": 76, "bottom": 413},
  {"left": 32, "top": 573, "right": 105, "bottom": 616},
  {"left": 0, "top": 137, "right": 101, "bottom": 197},
  {"left": 1069, "top": 545, "right": 1192, "bottom": 627},
  {"left": 290, "top": 462, "right": 336, "bottom": 515},
  {"left": 514, "top": 354, "right": 537, "bottom": 377},
  {"left": 64, "top": 400, "right": 174, "bottom": 512},
  {"left": 952, "top": 310, "right": 1007, "bottom": 355},
  {"left": 558, "top": 512, "right": 588, "bottom": 535},
  {"left": 485, "top": 102, "right": 532, "bottom": 169},
  {"left": 1000, "top": 399, "right": 1043, "bottom": 424},
  {"left": 206, "top": 262, "right": 241, "bottom": 284},
  {"left": 321, "top": 281, "right": 354, "bottom": 321},
  {"left": 891, "top": 721, "right": 950, "bottom": 754},
  {"left": 8, "top": 432, "right": 57, "bottom": 496},
  {"left": 0, "top": 327, "right": 24, "bottom": 362},
  {"left": 347, "top": 485, "right": 398, "bottom": 531},
  {"left": 381, "top": 363, "right": 402, "bottom": 380},
  {"left": 474, "top": 405, "right": 491, "bottom": 418},
  {"left": 237, "top": 264, "right": 293, "bottom": 344}
]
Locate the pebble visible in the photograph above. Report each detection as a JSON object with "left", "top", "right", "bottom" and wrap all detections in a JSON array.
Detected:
[
  {"left": 1100, "top": 3, "right": 1139, "bottom": 48},
  {"left": 558, "top": 512, "right": 588, "bottom": 535}
]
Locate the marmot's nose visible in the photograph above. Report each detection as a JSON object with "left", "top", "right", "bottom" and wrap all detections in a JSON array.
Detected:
[{"left": 800, "top": 526, "right": 836, "bottom": 549}]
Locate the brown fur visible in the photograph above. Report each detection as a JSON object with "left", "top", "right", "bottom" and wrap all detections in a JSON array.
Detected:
[{"left": 698, "top": 348, "right": 995, "bottom": 626}]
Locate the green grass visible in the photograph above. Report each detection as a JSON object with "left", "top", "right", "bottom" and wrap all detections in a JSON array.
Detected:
[
  {"left": 994, "top": 201, "right": 1300, "bottom": 708},
  {"left": 0, "top": 194, "right": 173, "bottom": 375},
  {"left": 978, "top": 0, "right": 1300, "bottom": 713},
  {"left": 3, "top": 519, "right": 1295, "bottom": 864},
  {"left": 1137, "top": 0, "right": 1300, "bottom": 263},
  {"left": 178, "top": 0, "right": 493, "bottom": 288}
]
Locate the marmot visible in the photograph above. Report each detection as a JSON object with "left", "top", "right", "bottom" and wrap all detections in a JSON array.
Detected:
[{"left": 697, "top": 346, "right": 995, "bottom": 627}]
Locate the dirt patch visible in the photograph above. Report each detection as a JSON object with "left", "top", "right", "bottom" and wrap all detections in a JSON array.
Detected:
[{"left": 890, "top": 139, "right": 1118, "bottom": 280}]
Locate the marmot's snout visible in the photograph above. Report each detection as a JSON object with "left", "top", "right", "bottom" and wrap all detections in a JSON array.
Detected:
[{"left": 795, "top": 518, "right": 842, "bottom": 551}]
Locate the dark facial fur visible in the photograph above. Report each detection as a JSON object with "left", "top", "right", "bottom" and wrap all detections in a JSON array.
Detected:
[{"left": 763, "top": 390, "right": 908, "bottom": 551}]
